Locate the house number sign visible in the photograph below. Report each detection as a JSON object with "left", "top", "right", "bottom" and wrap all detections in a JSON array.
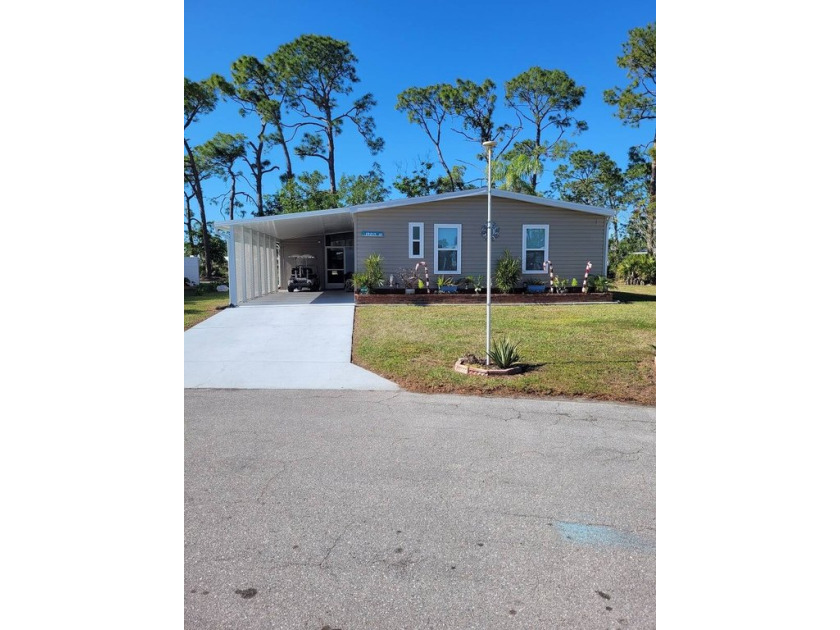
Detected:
[{"left": 360, "top": 231, "right": 384, "bottom": 237}]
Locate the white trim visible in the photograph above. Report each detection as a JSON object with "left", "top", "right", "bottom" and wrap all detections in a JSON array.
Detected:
[
  {"left": 408, "top": 222, "right": 424, "bottom": 259},
  {"left": 226, "top": 229, "right": 238, "bottom": 306},
  {"left": 603, "top": 218, "right": 609, "bottom": 277},
  {"left": 434, "top": 224, "right": 461, "bottom": 274},
  {"left": 522, "top": 224, "right": 549, "bottom": 274}
]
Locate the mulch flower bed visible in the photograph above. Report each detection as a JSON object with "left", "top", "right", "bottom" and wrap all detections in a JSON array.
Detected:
[{"left": 355, "top": 291, "right": 613, "bottom": 305}]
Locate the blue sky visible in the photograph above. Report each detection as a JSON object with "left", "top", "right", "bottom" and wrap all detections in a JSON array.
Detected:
[{"left": 185, "top": 0, "right": 656, "bottom": 220}]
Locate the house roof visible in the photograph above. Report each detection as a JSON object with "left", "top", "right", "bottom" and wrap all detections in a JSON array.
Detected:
[{"left": 215, "top": 188, "right": 614, "bottom": 240}]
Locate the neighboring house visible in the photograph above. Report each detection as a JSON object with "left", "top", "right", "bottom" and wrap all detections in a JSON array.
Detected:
[
  {"left": 216, "top": 188, "right": 613, "bottom": 306},
  {"left": 184, "top": 256, "right": 200, "bottom": 286}
]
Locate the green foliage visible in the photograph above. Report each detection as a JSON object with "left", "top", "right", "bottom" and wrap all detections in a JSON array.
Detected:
[
  {"left": 338, "top": 163, "right": 389, "bottom": 206},
  {"left": 488, "top": 337, "right": 522, "bottom": 369},
  {"left": 603, "top": 23, "right": 656, "bottom": 128},
  {"left": 616, "top": 254, "right": 656, "bottom": 285},
  {"left": 266, "top": 164, "right": 389, "bottom": 214},
  {"left": 493, "top": 141, "right": 544, "bottom": 195},
  {"left": 589, "top": 275, "right": 613, "bottom": 292},
  {"left": 570, "top": 278, "right": 578, "bottom": 287},
  {"left": 393, "top": 161, "right": 472, "bottom": 197},
  {"left": 494, "top": 250, "right": 521, "bottom": 293},
  {"left": 273, "top": 34, "right": 384, "bottom": 191},
  {"left": 551, "top": 276, "right": 568, "bottom": 290},
  {"left": 552, "top": 149, "right": 626, "bottom": 208},
  {"left": 442, "top": 78, "right": 505, "bottom": 143},
  {"left": 184, "top": 76, "right": 221, "bottom": 130},
  {"left": 184, "top": 226, "right": 228, "bottom": 279},
  {"left": 352, "top": 272, "right": 370, "bottom": 290},
  {"left": 504, "top": 66, "right": 588, "bottom": 190},
  {"left": 461, "top": 275, "right": 484, "bottom": 291},
  {"left": 364, "top": 253, "right": 385, "bottom": 288}
]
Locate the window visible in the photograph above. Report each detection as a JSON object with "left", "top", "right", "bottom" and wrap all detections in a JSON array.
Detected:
[
  {"left": 434, "top": 224, "right": 461, "bottom": 274},
  {"left": 522, "top": 225, "right": 549, "bottom": 273},
  {"left": 408, "top": 222, "right": 424, "bottom": 259}
]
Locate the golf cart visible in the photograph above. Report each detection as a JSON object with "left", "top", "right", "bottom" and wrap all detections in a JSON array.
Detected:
[{"left": 286, "top": 254, "right": 320, "bottom": 292}]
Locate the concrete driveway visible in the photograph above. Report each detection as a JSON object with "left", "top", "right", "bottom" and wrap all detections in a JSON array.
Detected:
[{"left": 184, "top": 291, "right": 398, "bottom": 390}]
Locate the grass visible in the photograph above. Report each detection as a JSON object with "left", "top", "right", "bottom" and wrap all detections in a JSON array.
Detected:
[
  {"left": 352, "top": 282, "right": 655, "bottom": 405},
  {"left": 184, "top": 286, "right": 230, "bottom": 330}
]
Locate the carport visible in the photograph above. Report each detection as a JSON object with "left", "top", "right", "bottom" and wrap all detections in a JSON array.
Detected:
[{"left": 218, "top": 207, "right": 355, "bottom": 306}]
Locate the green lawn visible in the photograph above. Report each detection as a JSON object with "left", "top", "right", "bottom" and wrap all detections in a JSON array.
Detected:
[
  {"left": 184, "top": 287, "right": 230, "bottom": 330},
  {"left": 353, "top": 282, "right": 656, "bottom": 405}
]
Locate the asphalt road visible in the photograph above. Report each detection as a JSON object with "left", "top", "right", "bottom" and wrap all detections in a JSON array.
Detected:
[{"left": 185, "top": 390, "right": 656, "bottom": 629}]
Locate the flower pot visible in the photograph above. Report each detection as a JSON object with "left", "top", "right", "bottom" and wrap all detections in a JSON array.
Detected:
[
  {"left": 405, "top": 288, "right": 415, "bottom": 295},
  {"left": 526, "top": 285, "right": 546, "bottom": 293},
  {"left": 440, "top": 286, "right": 457, "bottom": 294}
]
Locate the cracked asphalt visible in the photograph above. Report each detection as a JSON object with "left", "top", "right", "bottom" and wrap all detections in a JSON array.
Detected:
[{"left": 185, "top": 390, "right": 655, "bottom": 629}]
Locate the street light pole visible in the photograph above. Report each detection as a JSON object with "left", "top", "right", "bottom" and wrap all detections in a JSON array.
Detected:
[{"left": 482, "top": 140, "right": 497, "bottom": 366}]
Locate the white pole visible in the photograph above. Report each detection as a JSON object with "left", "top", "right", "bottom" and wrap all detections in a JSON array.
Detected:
[{"left": 483, "top": 140, "right": 496, "bottom": 366}]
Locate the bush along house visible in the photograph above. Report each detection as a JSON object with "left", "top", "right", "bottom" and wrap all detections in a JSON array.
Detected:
[{"left": 215, "top": 188, "right": 613, "bottom": 305}]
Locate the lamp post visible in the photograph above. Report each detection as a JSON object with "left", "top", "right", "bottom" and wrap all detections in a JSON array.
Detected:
[{"left": 482, "top": 140, "right": 497, "bottom": 366}]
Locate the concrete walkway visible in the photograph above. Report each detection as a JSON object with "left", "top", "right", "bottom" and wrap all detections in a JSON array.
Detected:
[{"left": 184, "top": 291, "right": 399, "bottom": 390}]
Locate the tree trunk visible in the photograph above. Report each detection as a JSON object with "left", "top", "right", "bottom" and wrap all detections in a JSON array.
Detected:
[
  {"left": 648, "top": 135, "right": 656, "bottom": 257},
  {"left": 326, "top": 104, "right": 337, "bottom": 194},
  {"left": 227, "top": 164, "right": 236, "bottom": 220},
  {"left": 184, "top": 138, "right": 212, "bottom": 279},
  {"left": 531, "top": 125, "right": 542, "bottom": 192},
  {"left": 184, "top": 192, "right": 197, "bottom": 249},
  {"left": 433, "top": 136, "right": 456, "bottom": 192}
]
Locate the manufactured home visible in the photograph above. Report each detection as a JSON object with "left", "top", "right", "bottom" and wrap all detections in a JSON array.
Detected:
[{"left": 215, "top": 188, "right": 613, "bottom": 306}]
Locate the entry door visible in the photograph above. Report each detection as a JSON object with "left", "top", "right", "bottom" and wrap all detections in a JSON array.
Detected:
[{"left": 326, "top": 246, "right": 346, "bottom": 289}]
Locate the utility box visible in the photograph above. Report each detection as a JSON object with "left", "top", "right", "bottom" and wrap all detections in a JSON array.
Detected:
[{"left": 184, "top": 256, "right": 200, "bottom": 286}]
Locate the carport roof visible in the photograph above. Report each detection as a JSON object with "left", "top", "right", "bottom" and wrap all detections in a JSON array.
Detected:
[{"left": 215, "top": 188, "right": 614, "bottom": 240}]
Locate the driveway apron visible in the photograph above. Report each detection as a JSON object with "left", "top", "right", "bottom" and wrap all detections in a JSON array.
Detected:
[{"left": 184, "top": 292, "right": 398, "bottom": 390}]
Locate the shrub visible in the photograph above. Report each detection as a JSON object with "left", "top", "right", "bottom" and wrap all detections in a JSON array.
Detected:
[
  {"left": 352, "top": 272, "right": 370, "bottom": 290},
  {"left": 364, "top": 253, "right": 385, "bottom": 288},
  {"left": 616, "top": 254, "right": 656, "bottom": 285},
  {"left": 488, "top": 337, "right": 522, "bottom": 369},
  {"left": 589, "top": 275, "right": 613, "bottom": 292},
  {"left": 494, "top": 250, "right": 521, "bottom": 293}
]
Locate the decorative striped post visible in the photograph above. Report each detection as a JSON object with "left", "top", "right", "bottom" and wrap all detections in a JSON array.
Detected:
[
  {"left": 582, "top": 261, "right": 593, "bottom": 294},
  {"left": 415, "top": 261, "right": 430, "bottom": 289},
  {"left": 543, "top": 260, "right": 554, "bottom": 293}
]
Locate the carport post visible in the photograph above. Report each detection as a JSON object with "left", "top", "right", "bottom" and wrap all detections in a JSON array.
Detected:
[{"left": 226, "top": 228, "right": 238, "bottom": 306}]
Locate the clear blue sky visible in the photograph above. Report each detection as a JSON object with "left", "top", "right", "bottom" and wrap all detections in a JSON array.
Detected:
[{"left": 185, "top": 0, "right": 656, "bottom": 219}]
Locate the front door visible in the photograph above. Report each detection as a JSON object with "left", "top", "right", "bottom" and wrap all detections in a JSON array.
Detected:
[{"left": 326, "top": 246, "right": 346, "bottom": 289}]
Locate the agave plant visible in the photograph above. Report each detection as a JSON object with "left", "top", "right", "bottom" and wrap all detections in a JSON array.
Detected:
[{"left": 488, "top": 337, "right": 521, "bottom": 369}]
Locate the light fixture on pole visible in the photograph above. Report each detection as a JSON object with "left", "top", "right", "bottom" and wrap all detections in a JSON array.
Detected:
[{"left": 482, "top": 139, "right": 497, "bottom": 366}]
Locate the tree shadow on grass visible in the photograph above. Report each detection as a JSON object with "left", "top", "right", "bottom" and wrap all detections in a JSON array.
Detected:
[
  {"left": 611, "top": 290, "right": 656, "bottom": 303},
  {"left": 519, "top": 363, "right": 548, "bottom": 373}
]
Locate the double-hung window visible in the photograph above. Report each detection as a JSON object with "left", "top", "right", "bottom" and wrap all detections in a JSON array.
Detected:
[
  {"left": 434, "top": 224, "right": 461, "bottom": 274},
  {"left": 408, "top": 222, "right": 424, "bottom": 258},
  {"left": 522, "top": 225, "right": 549, "bottom": 274}
]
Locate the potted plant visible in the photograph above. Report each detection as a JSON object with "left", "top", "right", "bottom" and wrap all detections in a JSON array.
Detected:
[
  {"left": 363, "top": 253, "right": 385, "bottom": 293},
  {"left": 525, "top": 278, "right": 546, "bottom": 293},
  {"left": 352, "top": 272, "right": 370, "bottom": 294},
  {"left": 438, "top": 275, "right": 457, "bottom": 293}
]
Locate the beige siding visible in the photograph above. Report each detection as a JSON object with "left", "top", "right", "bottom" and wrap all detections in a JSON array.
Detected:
[{"left": 355, "top": 196, "right": 607, "bottom": 282}]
